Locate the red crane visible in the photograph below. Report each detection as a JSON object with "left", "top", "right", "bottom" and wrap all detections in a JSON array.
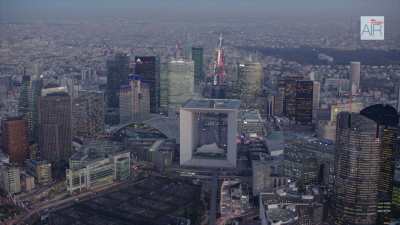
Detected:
[{"left": 213, "top": 33, "right": 226, "bottom": 86}]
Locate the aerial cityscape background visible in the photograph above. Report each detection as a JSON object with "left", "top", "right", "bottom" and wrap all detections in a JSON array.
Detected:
[{"left": 0, "top": 0, "right": 400, "bottom": 225}]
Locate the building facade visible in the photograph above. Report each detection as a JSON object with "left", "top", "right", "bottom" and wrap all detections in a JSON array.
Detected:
[
  {"left": 237, "top": 62, "right": 263, "bottom": 108},
  {"left": 278, "top": 77, "right": 303, "bottom": 119},
  {"left": 359, "top": 104, "right": 399, "bottom": 224},
  {"left": 39, "top": 87, "right": 72, "bottom": 165},
  {"left": 333, "top": 112, "right": 380, "bottom": 225},
  {"left": 294, "top": 80, "right": 320, "bottom": 124},
  {"left": 105, "top": 53, "right": 130, "bottom": 125},
  {"left": 119, "top": 75, "right": 150, "bottom": 123},
  {"left": 134, "top": 56, "right": 160, "bottom": 113},
  {"left": 18, "top": 75, "right": 32, "bottom": 133},
  {"left": 1, "top": 116, "right": 29, "bottom": 164},
  {"left": 167, "top": 59, "right": 194, "bottom": 112},
  {"left": 72, "top": 90, "right": 105, "bottom": 138},
  {"left": 191, "top": 47, "right": 204, "bottom": 90},
  {"left": 26, "top": 159, "right": 52, "bottom": 185},
  {"left": 180, "top": 99, "right": 239, "bottom": 168},
  {"left": 30, "top": 74, "right": 44, "bottom": 141},
  {"left": 0, "top": 164, "right": 21, "bottom": 194},
  {"left": 66, "top": 151, "right": 130, "bottom": 193},
  {"left": 159, "top": 63, "right": 169, "bottom": 114},
  {"left": 350, "top": 61, "right": 361, "bottom": 95}
]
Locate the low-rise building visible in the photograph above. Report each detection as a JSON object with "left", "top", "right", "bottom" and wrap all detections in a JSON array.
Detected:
[
  {"left": 25, "top": 160, "right": 52, "bottom": 185},
  {"left": 126, "top": 138, "right": 176, "bottom": 170},
  {"left": 0, "top": 163, "right": 21, "bottom": 194},
  {"left": 259, "top": 185, "right": 324, "bottom": 225},
  {"left": 21, "top": 173, "right": 35, "bottom": 192},
  {"left": 238, "top": 109, "right": 265, "bottom": 139},
  {"left": 283, "top": 139, "right": 334, "bottom": 187},
  {"left": 220, "top": 179, "right": 250, "bottom": 218},
  {"left": 265, "top": 131, "right": 285, "bottom": 157},
  {"left": 66, "top": 141, "right": 131, "bottom": 193},
  {"left": 252, "top": 160, "right": 287, "bottom": 196}
]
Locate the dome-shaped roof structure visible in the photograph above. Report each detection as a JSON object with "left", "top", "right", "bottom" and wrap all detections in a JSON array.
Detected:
[{"left": 360, "top": 104, "right": 398, "bottom": 126}]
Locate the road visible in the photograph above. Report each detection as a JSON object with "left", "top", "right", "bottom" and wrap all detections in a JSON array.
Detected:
[{"left": 209, "top": 173, "right": 218, "bottom": 225}]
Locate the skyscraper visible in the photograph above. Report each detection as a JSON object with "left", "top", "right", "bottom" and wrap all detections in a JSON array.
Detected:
[
  {"left": 295, "top": 80, "right": 320, "bottom": 124},
  {"left": 30, "top": 74, "right": 43, "bottom": 141},
  {"left": 72, "top": 90, "right": 105, "bottom": 138},
  {"left": 333, "top": 112, "right": 381, "bottom": 225},
  {"left": 350, "top": 61, "right": 361, "bottom": 95},
  {"left": 278, "top": 77, "right": 303, "bottom": 119},
  {"left": 167, "top": 59, "right": 194, "bottom": 113},
  {"left": 159, "top": 63, "right": 169, "bottom": 114},
  {"left": 39, "top": 87, "right": 72, "bottom": 165},
  {"left": 18, "top": 75, "right": 32, "bottom": 132},
  {"left": 119, "top": 75, "right": 150, "bottom": 123},
  {"left": 1, "top": 116, "right": 29, "bottom": 165},
  {"left": 106, "top": 53, "right": 130, "bottom": 125},
  {"left": 134, "top": 56, "right": 160, "bottom": 113},
  {"left": 396, "top": 84, "right": 400, "bottom": 113},
  {"left": 392, "top": 164, "right": 400, "bottom": 217},
  {"left": 204, "top": 34, "right": 227, "bottom": 99},
  {"left": 360, "top": 104, "right": 399, "bottom": 225},
  {"left": 237, "top": 62, "right": 263, "bottom": 108},
  {"left": 0, "top": 76, "right": 11, "bottom": 98},
  {"left": 191, "top": 47, "right": 204, "bottom": 90}
]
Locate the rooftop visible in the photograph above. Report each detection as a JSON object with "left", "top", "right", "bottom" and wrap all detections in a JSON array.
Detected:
[
  {"left": 267, "top": 208, "right": 297, "bottom": 224},
  {"left": 41, "top": 86, "right": 68, "bottom": 96},
  {"left": 47, "top": 176, "right": 201, "bottom": 225},
  {"left": 240, "top": 110, "right": 262, "bottom": 121},
  {"left": 182, "top": 99, "right": 240, "bottom": 110}
]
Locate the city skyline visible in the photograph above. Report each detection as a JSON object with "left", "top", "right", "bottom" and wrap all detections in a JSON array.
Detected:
[{"left": 1, "top": 1, "right": 400, "bottom": 225}]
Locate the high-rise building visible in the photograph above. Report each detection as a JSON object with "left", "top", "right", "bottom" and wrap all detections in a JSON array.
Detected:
[
  {"left": 159, "top": 63, "right": 169, "bottom": 114},
  {"left": 0, "top": 164, "right": 21, "bottom": 194},
  {"left": 360, "top": 104, "right": 399, "bottom": 225},
  {"left": 39, "top": 87, "right": 72, "bottom": 165},
  {"left": 392, "top": 164, "right": 400, "bottom": 217},
  {"left": 295, "top": 80, "right": 320, "bottom": 124},
  {"left": 317, "top": 101, "right": 364, "bottom": 142},
  {"left": 191, "top": 47, "right": 204, "bottom": 90},
  {"left": 350, "top": 61, "right": 361, "bottom": 95},
  {"left": 167, "top": 59, "right": 194, "bottom": 112},
  {"left": 237, "top": 62, "right": 263, "bottom": 108},
  {"left": 106, "top": 53, "right": 130, "bottom": 125},
  {"left": 204, "top": 34, "right": 227, "bottom": 99},
  {"left": 18, "top": 75, "right": 32, "bottom": 132},
  {"left": 278, "top": 77, "right": 303, "bottom": 119},
  {"left": 72, "top": 90, "right": 105, "bottom": 138},
  {"left": 119, "top": 75, "right": 150, "bottom": 123},
  {"left": 0, "top": 76, "right": 11, "bottom": 98},
  {"left": 134, "top": 56, "right": 160, "bottom": 113},
  {"left": 30, "top": 74, "right": 43, "bottom": 141},
  {"left": 274, "top": 89, "right": 284, "bottom": 116},
  {"left": 1, "top": 116, "right": 29, "bottom": 164},
  {"left": 333, "top": 112, "right": 381, "bottom": 225},
  {"left": 396, "top": 84, "right": 400, "bottom": 113}
]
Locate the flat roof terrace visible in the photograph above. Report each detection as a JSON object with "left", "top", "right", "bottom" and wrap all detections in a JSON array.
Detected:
[
  {"left": 48, "top": 176, "right": 201, "bottom": 225},
  {"left": 183, "top": 99, "right": 241, "bottom": 110}
]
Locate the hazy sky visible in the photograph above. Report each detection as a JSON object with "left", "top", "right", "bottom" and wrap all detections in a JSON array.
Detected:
[{"left": 1, "top": 0, "right": 399, "bottom": 22}]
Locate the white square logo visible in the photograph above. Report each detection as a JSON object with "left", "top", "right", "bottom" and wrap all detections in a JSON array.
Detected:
[{"left": 361, "top": 16, "right": 384, "bottom": 40}]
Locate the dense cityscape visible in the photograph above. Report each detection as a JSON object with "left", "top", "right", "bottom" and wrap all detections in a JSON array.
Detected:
[{"left": 1, "top": 0, "right": 400, "bottom": 225}]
